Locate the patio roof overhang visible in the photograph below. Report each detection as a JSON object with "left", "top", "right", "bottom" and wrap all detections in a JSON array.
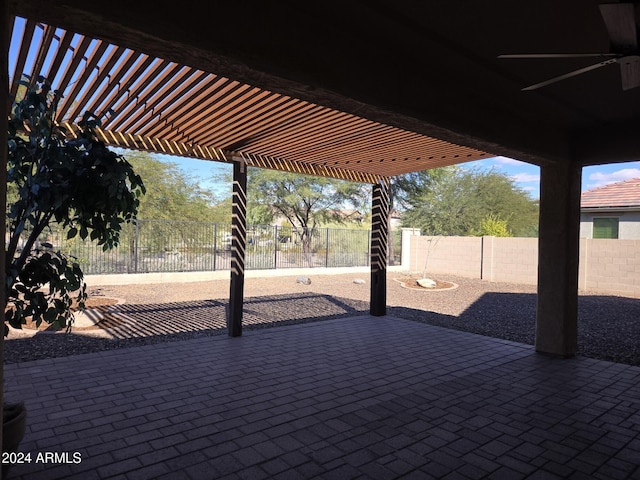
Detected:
[
  {"left": 6, "top": 1, "right": 633, "bottom": 357},
  {"left": 8, "top": 16, "right": 490, "bottom": 184}
]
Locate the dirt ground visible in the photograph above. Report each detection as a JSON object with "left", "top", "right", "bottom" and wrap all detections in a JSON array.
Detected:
[
  {"left": 88, "top": 271, "right": 537, "bottom": 319},
  {"left": 7, "top": 270, "right": 640, "bottom": 366}
]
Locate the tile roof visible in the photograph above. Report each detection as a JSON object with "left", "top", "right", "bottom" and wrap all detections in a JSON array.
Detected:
[{"left": 581, "top": 178, "right": 640, "bottom": 208}]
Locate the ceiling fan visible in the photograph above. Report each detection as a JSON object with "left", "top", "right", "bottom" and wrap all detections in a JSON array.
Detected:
[{"left": 499, "top": 2, "right": 640, "bottom": 91}]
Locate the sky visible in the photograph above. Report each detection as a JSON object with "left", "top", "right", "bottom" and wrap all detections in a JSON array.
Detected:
[
  {"left": 156, "top": 153, "right": 640, "bottom": 201},
  {"left": 11, "top": 16, "right": 639, "bottom": 201},
  {"left": 10, "top": 15, "right": 640, "bottom": 201},
  {"left": 461, "top": 156, "right": 640, "bottom": 199}
]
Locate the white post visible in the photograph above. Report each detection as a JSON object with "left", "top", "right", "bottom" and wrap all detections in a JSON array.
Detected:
[{"left": 400, "top": 228, "right": 420, "bottom": 270}]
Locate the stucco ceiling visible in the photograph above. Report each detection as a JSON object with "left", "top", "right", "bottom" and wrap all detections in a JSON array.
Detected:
[{"left": 8, "top": 0, "right": 640, "bottom": 172}]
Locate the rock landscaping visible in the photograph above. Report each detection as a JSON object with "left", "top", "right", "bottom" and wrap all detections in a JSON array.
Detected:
[{"left": 4, "top": 272, "right": 640, "bottom": 366}]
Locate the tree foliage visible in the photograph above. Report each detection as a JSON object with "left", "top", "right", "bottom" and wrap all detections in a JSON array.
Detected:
[
  {"left": 471, "top": 214, "right": 512, "bottom": 237},
  {"left": 5, "top": 78, "right": 145, "bottom": 333},
  {"left": 247, "top": 168, "right": 369, "bottom": 252},
  {"left": 391, "top": 167, "right": 456, "bottom": 211},
  {"left": 114, "top": 152, "right": 232, "bottom": 261},
  {"left": 125, "top": 151, "right": 230, "bottom": 223},
  {"left": 401, "top": 167, "right": 538, "bottom": 237},
  {"left": 388, "top": 167, "right": 456, "bottom": 264}
]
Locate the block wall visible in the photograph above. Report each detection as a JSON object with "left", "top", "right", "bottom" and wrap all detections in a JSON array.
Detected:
[
  {"left": 409, "top": 236, "right": 482, "bottom": 278},
  {"left": 581, "top": 239, "right": 640, "bottom": 296},
  {"left": 407, "top": 235, "right": 640, "bottom": 296}
]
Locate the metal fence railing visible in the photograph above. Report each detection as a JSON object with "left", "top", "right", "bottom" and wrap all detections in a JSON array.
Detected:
[{"left": 25, "top": 220, "right": 402, "bottom": 275}]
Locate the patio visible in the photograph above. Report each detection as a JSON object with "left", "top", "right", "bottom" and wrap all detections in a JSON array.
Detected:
[{"left": 5, "top": 313, "right": 640, "bottom": 479}]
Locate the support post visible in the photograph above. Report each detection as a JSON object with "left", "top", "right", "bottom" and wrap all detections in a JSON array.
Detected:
[
  {"left": 273, "top": 225, "right": 278, "bottom": 269},
  {"left": 371, "top": 178, "right": 390, "bottom": 316},
  {"left": 228, "top": 160, "right": 247, "bottom": 337},
  {"left": 213, "top": 223, "right": 217, "bottom": 271},
  {"left": 535, "top": 161, "right": 582, "bottom": 357},
  {"left": 400, "top": 228, "right": 420, "bottom": 270},
  {"left": 325, "top": 228, "right": 329, "bottom": 267}
]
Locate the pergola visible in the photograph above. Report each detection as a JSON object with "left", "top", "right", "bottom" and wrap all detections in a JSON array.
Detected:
[
  {"left": 3, "top": 13, "right": 492, "bottom": 336},
  {"left": 4, "top": 2, "right": 640, "bottom": 360}
]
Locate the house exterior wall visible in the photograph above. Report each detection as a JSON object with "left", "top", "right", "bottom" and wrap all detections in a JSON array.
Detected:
[
  {"left": 409, "top": 235, "right": 640, "bottom": 297},
  {"left": 580, "top": 211, "right": 640, "bottom": 239}
]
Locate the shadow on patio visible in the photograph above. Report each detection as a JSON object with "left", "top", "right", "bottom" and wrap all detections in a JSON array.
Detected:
[
  {"left": 3, "top": 293, "right": 371, "bottom": 363},
  {"left": 3, "top": 293, "right": 640, "bottom": 479},
  {"left": 4, "top": 318, "right": 640, "bottom": 479},
  {"left": 391, "top": 291, "right": 640, "bottom": 366}
]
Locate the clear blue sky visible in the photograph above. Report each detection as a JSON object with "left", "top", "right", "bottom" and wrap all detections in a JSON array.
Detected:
[{"left": 156, "top": 153, "right": 640, "bottom": 201}]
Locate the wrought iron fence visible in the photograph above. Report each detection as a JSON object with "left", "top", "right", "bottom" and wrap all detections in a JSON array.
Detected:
[{"left": 27, "top": 220, "right": 402, "bottom": 275}]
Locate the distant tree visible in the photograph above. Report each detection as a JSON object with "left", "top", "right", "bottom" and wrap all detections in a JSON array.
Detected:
[
  {"left": 209, "top": 197, "right": 232, "bottom": 225},
  {"left": 124, "top": 152, "right": 225, "bottom": 222},
  {"left": 401, "top": 167, "right": 539, "bottom": 237},
  {"left": 471, "top": 213, "right": 512, "bottom": 237},
  {"left": 247, "top": 203, "right": 275, "bottom": 226},
  {"left": 391, "top": 167, "right": 456, "bottom": 211},
  {"left": 247, "top": 168, "right": 368, "bottom": 257},
  {"left": 387, "top": 167, "right": 456, "bottom": 264},
  {"left": 114, "top": 152, "right": 231, "bottom": 258}
]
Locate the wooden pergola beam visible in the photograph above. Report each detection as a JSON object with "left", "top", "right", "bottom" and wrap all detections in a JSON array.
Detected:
[
  {"left": 370, "top": 178, "right": 390, "bottom": 316},
  {"left": 228, "top": 160, "right": 247, "bottom": 337}
]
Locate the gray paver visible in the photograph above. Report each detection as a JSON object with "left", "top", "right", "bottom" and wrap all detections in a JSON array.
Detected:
[{"left": 4, "top": 314, "right": 640, "bottom": 479}]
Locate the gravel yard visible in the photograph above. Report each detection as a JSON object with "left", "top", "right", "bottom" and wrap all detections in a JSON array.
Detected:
[{"left": 5, "top": 271, "right": 640, "bottom": 366}]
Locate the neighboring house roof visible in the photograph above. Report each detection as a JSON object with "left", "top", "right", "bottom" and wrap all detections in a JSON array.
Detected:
[{"left": 581, "top": 178, "right": 640, "bottom": 209}]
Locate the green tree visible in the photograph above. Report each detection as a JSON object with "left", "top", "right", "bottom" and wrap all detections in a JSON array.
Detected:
[
  {"left": 247, "top": 168, "right": 368, "bottom": 255},
  {"left": 401, "top": 167, "right": 538, "bottom": 237},
  {"left": 209, "top": 196, "right": 232, "bottom": 225},
  {"left": 6, "top": 79, "right": 145, "bottom": 332},
  {"left": 388, "top": 167, "right": 456, "bottom": 264},
  {"left": 471, "top": 213, "right": 512, "bottom": 237},
  {"left": 247, "top": 203, "right": 275, "bottom": 226},
  {"left": 124, "top": 152, "right": 227, "bottom": 223},
  {"left": 117, "top": 152, "right": 232, "bottom": 258},
  {"left": 391, "top": 167, "right": 456, "bottom": 211}
]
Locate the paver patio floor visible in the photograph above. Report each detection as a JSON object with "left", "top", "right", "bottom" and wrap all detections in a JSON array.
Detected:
[{"left": 4, "top": 314, "right": 640, "bottom": 479}]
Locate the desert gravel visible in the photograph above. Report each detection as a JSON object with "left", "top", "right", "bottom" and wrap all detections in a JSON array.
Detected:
[{"left": 4, "top": 271, "right": 640, "bottom": 366}]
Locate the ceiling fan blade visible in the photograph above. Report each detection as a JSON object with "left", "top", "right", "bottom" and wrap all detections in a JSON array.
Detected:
[
  {"left": 522, "top": 58, "right": 618, "bottom": 90},
  {"left": 599, "top": 3, "right": 638, "bottom": 52},
  {"left": 499, "top": 53, "right": 618, "bottom": 59},
  {"left": 619, "top": 55, "right": 640, "bottom": 89}
]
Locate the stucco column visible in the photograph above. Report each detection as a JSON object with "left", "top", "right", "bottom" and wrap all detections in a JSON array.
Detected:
[
  {"left": 228, "top": 160, "right": 247, "bottom": 337},
  {"left": 536, "top": 161, "right": 582, "bottom": 357},
  {"left": 401, "top": 228, "right": 420, "bottom": 270},
  {"left": 371, "top": 179, "right": 390, "bottom": 316}
]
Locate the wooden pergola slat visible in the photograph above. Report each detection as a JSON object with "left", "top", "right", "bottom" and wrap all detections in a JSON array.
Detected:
[
  {"left": 7, "top": 16, "right": 489, "bottom": 184},
  {"left": 6, "top": 13, "right": 489, "bottom": 339}
]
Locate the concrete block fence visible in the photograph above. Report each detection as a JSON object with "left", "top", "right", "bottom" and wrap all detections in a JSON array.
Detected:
[{"left": 401, "top": 229, "right": 640, "bottom": 297}]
